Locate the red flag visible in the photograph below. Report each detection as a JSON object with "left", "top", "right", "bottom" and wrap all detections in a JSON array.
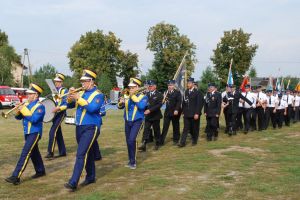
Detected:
[{"left": 240, "top": 75, "right": 250, "bottom": 92}]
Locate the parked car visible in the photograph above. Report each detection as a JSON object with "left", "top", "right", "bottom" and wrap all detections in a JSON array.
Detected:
[
  {"left": 11, "top": 87, "right": 28, "bottom": 103},
  {"left": 0, "top": 86, "right": 20, "bottom": 108}
]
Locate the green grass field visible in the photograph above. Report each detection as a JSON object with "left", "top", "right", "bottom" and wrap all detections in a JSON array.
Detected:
[{"left": 0, "top": 109, "right": 299, "bottom": 200}]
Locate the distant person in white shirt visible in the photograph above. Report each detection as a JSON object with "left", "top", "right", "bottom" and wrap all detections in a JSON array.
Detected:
[
  {"left": 274, "top": 93, "right": 287, "bottom": 129},
  {"left": 282, "top": 89, "right": 294, "bottom": 126},
  {"left": 266, "top": 89, "right": 277, "bottom": 129},
  {"left": 293, "top": 91, "right": 300, "bottom": 123},
  {"left": 240, "top": 84, "right": 256, "bottom": 134}
]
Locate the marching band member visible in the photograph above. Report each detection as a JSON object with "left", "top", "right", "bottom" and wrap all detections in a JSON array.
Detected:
[
  {"left": 5, "top": 83, "right": 46, "bottom": 185},
  {"left": 160, "top": 80, "right": 182, "bottom": 146},
  {"left": 45, "top": 73, "right": 68, "bottom": 159},
  {"left": 64, "top": 69, "right": 104, "bottom": 191},
  {"left": 118, "top": 78, "right": 148, "bottom": 169}
]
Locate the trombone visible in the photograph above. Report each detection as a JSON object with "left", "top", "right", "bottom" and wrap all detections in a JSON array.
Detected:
[{"left": 1, "top": 102, "right": 26, "bottom": 119}]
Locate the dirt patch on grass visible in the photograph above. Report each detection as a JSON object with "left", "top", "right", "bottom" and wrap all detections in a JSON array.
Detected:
[
  {"left": 208, "top": 146, "right": 265, "bottom": 157},
  {"left": 285, "top": 131, "right": 300, "bottom": 138}
]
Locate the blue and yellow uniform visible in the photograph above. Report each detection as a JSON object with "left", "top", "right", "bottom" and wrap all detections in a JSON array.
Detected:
[
  {"left": 47, "top": 73, "right": 69, "bottom": 157},
  {"left": 118, "top": 78, "right": 148, "bottom": 168},
  {"left": 93, "top": 102, "right": 106, "bottom": 161},
  {"left": 66, "top": 69, "right": 104, "bottom": 189},
  {"left": 6, "top": 83, "right": 46, "bottom": 184}
]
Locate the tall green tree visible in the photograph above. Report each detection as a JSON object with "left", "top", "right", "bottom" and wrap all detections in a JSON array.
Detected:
[
  {"left": 248, "top": 66, "right": 257, "bottom": 78},
  {"left": 198, "top": 66, "right": 220, "bottom": 93},
  {"left": 68, "top": 30, "right": 122, "bottom": 86},
  {"left": 146, "top": 22, "right": 197, "bottom": 90},
  {"left": 0, "top": 30, "right": 21, "bottom": 85},
  {"left": 118, "top": 50, "right": 139, "bottom": 87},
  {"left": 211, "top": 28, "right": 258, "bottom": 86},
  {"left": 32, "top": 63, "right": 57, "bottom": 95},
  {"left": 98, "top": 72, "right": 114, "bottom": 96}
]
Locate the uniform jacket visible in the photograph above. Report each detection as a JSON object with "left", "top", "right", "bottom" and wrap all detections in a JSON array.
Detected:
[
  {"left": 145, "top": 90, "right": 163, "bottom": 121},
  {"left": 164, "top": 89, "right": 182, "bottom": 117},
  {"left": 118, "top": 93, "right": 148, "bottom": 122},
  {"left": 68, "top": 86, "right": 104, "bottom": 128},
  {"left": 15, "top": 99, "right": 45, "bottom": 137}
]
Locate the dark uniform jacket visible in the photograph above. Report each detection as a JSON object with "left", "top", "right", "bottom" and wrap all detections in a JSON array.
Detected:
[
  {"left": 164, "top": 89, "right": 182, "bottom": 117},
  {"left": 145, "top": 90, "right": 163, "bottom": 121},
  {"left": 182, "top": 88, "right": 202, "bottom": 118},
  {"left": 204, "top": 91, "right": 222, "bottom": 117},
  {"left": 223, "top": 90, "right": 253, "bottom": 114}
]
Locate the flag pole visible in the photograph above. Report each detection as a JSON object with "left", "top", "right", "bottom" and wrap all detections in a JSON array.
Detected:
[
  {"left": 173, "top": 51, "right": 188, "bottom": 80},
  {"left": 227, "top": 58, "right": 233, "bottom": 84}
]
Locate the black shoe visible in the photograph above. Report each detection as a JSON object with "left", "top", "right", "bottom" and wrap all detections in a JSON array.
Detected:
[
  {"left": 80, "top": 179, "right": 95, "bottom": 187},
  {"left": 95, "top": 157, "right": 102, "bottom": 161},
  {"left": 31, "top": 172, "right": 46, "bottom": 179},
  {"left": 138, "top": 144, "right": 146, "bottom": 152},
  {"left": 5, "top": 176, "right": 20, "bottom": 185},
  {"left": 173, "top": 141, "right": 179, "bottom": 145},
  {"left": 213, "top": 137, "right": 218, "bottom": 141},
  {"left": 206, "top": 138, "right": 212, "bottom": 142},
  {"left": 178, "top": 143, "right": 185, "bottom": 148},
  {"left": 45, "top": 153, "right": 54, "bottom": 159},
  {"left": 64, "top": 183, "right": 76, "bottom": 191},
  {"left": 55, "top": 154, "right": 66, "bottom": 158},
  {"left": 191, "top": 141, "right": 197, "bottom": 146},
  {"left": 154, "top": 145, "right": 160, "bottom": 150}
]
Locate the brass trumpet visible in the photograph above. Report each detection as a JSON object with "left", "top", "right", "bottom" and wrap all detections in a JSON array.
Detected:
[
  {"left": 1, "top": 102, "right": 26, "bottom": 119},
  {"left": 55, "top": 87, "right": 84, "bottom": 99},
  {"left": 121, "top": 86, "right": 147, "bottom": 99}
]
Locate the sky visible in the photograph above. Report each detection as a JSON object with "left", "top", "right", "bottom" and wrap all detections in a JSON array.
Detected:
[{"left": 1, "top": 0, "right": 300, "bottom": 79}]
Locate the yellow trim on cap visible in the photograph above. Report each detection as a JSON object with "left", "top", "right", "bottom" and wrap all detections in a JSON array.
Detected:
[
  {"left": 131, "top": 78, "right": 142, "bottom": 86},
  {"left": 31, "top": 83, "right": 43, "bottom": 93},
  {"left": 85, "top": 69, "right": 97, "bottom": 79},
  {"left": 56, "top": 73, "right": 65, "bottom": 80}
]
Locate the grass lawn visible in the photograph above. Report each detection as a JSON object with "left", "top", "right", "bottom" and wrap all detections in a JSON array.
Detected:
[{"left": 0, "top": 109, "right": 299, "bottom": 200}]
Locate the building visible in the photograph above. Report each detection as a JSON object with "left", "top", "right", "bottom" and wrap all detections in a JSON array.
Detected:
[{"left": 11, "top": 62, "right": 27, "bottom": 87}]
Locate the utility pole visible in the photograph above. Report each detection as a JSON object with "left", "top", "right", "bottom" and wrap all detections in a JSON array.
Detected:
[{"left": 21, "top": 48, "right": 32, "bottom": 87}]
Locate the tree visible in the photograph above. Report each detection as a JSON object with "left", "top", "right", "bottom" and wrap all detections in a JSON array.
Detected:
[
  {"left": 198, "top": 66, "right": 220, "bottom": 93},
  {"left": 98, "top": 72, "right": 114, "bottom": 96},
  {"left": 68, "top": 30, "right": 122, "bottom": 86},
  {"left": 146, "top": 22, "right": 197, "bottom": 90},
  {"left": 0, "top": 30, "right": 21, "bottom": 85},
  {"left": 248, "top": 66, "right": 257, "bottom": 78},
  {"left": 32, "top": 63, "right": 57, "bottom": 95},
  {"left": 118, "top": 50, "right": 139, "bottom": 87},
  {"left": 211, "top": 28, "right": 258, "bottom": 86}
]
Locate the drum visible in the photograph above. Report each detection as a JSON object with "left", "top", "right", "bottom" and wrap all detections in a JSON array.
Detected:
[
  {"left": 40, "top": 98, "right": 56, "bottom": 123},
  {"left": 65, "top": 116, "right": 76, "bottom": 125}
]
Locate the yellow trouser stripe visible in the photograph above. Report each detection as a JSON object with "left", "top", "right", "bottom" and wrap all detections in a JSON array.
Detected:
[
  {"left": 83, "top": 126, "right": 98, "bottom": 170},
  {"left": 18, "top": 135, "right": 39, "bottom": 178},
  {"left": 51, "top": 113, "right": 66, "bottom": 153}
]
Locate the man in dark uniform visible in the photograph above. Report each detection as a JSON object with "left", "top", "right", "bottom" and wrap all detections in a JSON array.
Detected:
[
  {"left": 178, "top": 77, "right": 201, "bottom": 147},
  {"left": 45, "top": 73, "right": 68, "bottom": 159},
  {"left": 194, "top": 81, "right": 204, "bottom": 142},
  {"left": 160, "top": 80, "right": 182, "bottom": 146},
  {"left": 139, "top": 80, "right": 163, "bottom": 151},
  {"left": 204, "top": 83, "right": 221, "bottom": 141},
  {"left": 5, "top": 83, "right": 46, "bottom": 185}
]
